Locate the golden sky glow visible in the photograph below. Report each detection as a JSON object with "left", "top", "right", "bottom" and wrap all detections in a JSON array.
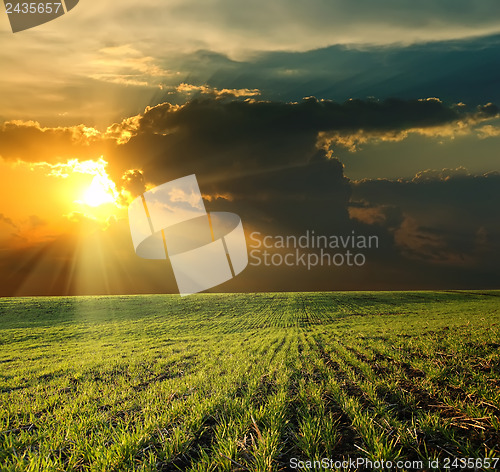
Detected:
[{"left": 0, "top": 157, "right": 126, "bottom": 249}]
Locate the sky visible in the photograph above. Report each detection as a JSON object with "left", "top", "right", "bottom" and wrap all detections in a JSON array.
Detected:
[{"left": 1, "top": 0, "right": 500, "bottom": 295}]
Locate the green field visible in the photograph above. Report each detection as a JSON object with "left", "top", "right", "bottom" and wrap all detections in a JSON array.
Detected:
[{"left": 0, "top": 292, "right": 499, "bottom": 471}]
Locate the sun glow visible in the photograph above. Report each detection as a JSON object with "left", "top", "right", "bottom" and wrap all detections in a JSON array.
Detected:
[
  {"left": 82, "top": 174, "right": 117, "bottom": 207},
  {"left": 51, "top": 157, "right": 122, "bottom": 209}
]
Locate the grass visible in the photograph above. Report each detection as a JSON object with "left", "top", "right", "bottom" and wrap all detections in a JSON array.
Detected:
[{"left": 0, "top": 291, "right": 499, "bottom": 471}]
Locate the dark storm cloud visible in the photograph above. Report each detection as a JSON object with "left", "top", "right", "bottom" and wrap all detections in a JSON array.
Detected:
[
  {"left": 2, "top": 96, "right": 498, "bottom": 250},
  {"left": 1, "top": 97, "right": 499, "bottom": 294},
  {"left": 2, "top": 97, "right": 496, "bottom": 179},
  {"left": 158, "top": 34, "right": 500, "bottom": 108},
  {"left": 352, "top": 171, "right": 500, "bottom": 269},
  {"left": 103, "top": 97, "right": 499, "bottom": 291},
  {"left": 112, "top": 96, "right": 493, "bottom": 185},
  {"left": 105, "top": 96, "right": 480, "bottom": 234}
]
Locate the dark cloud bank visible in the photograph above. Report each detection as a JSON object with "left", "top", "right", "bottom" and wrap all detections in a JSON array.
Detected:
[
  {"left": 124, "top": 98, "right": 500, "bottom": 292},
  {"left": 1, "top": 97, "right": 499, "bottom": 295},
  {"left": 155, "top": 34, "right": 500, "bottom": 109}
]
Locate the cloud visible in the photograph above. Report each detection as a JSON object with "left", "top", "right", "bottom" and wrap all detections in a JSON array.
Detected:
[
  {"left": 120, "top": 169, "right": 146, "bottom": 197},
  {"left": 106, "top": 98, "right": 500, "bottom": 289},
  {"left": 175, "top": 83, "right": 260, "bottom": 98},
  {"left": 348, "top": 203, "right": 402, "bottom": 228},
  {"left": 411, "top": 166, "right": 470, "bottom": 182},
  {"left": 8, "top": 96, "right": 489, "bottom": 184},
  {"left": 56, "top": 0, "right": 500, "bottom": 57},
  {"left": 0, "top": 213, "right": 16, "bottom": 228},
  {"left": 477, "top": 124, "right": 500, "bottom": 138},
  {"left": 2, "top": 96, "right": 498, "bottom": 210},
  {"left": 22, "top": 157, "right": 110, "bottom": 178},
  {"left": 318, "top": 102, "right": 499, "bottom": 153},
  {"left": 27, "top": 215, "right": 46, "bottom": 229},
  {"left": 0, "top": 121, "right": 105, "bottom": 163},
  {"left": 1, "top": 97, "right": 499, "bottom": 294},
  {"left": 4, "top": 24, "right": 500, "bottom": 126},
  {"left": 62, "top": 211, "right": 119, "bottom": 232},
  {"left": 2, "top": 97, "right": 499, "bottom": 234},
  {"left": 352, "top": 170, "right": 500, "bottom": 269},
  {"left": 96, "top": 97, "right": 499, "bottom": 191},
  {"left": 64, "top": 211, "right": 98, "bottom": 224},
  {"left": 89, "top": 45, "right": 178, "bottom": 87},
  {"left": 0, "top": 212, "right": 51, "bottom": 250}
]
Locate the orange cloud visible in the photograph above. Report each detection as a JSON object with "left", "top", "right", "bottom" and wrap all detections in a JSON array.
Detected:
[
  {"left": 176, "top": 82, "right": 261, "bottom": 98},
  {"left": 317, "top": 102, "right": 500, "bottom": 153},
  {"left": 89, "top": 45, "right": 178, "bottom": 87}
]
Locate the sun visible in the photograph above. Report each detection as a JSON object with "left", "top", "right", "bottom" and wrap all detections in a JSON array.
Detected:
[{"left": 81, "top": 174, "right": 117, "bottom": 207}]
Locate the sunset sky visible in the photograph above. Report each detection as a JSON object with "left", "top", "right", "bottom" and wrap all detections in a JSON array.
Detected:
[{"left": 1, "top": 0, "right": 500, "bottom": 295}]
